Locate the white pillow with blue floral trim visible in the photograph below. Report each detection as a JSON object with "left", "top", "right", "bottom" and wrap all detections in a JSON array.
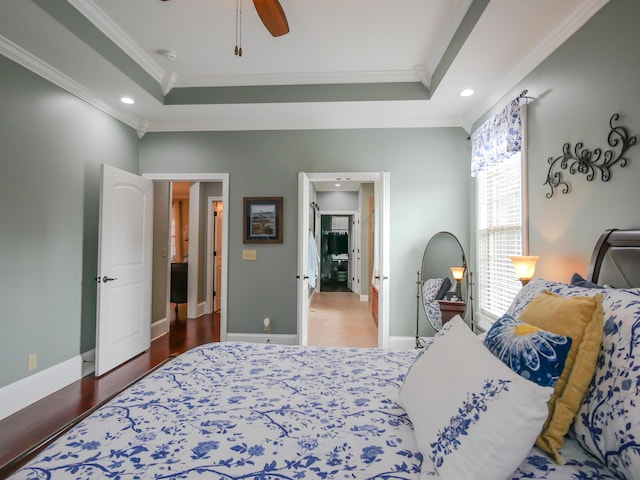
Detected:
[{"left": 399, "top": 316, "right": 555, "bottom": 480}]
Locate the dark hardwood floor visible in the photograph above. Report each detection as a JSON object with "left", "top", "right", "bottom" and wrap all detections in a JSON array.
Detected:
[{"left": 0, "top": 312, "right": 219, "bottom": 478}]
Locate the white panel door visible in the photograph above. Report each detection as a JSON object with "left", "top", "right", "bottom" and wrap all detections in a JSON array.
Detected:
[
  {"left": 297, "top": 172, "right": 310, "bottom": 346},
  {"left": 376, "top": 172, "right": 391, "bottom": 349},
  {"left": 96, "top": 165, "right": 153, "bottom": 376}
]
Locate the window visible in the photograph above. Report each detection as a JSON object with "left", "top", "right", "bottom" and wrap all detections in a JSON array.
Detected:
[
  {"left": 471, "top": 98, "right": 527, "bottom": 329},
  {"left": 476, "top": 152, "right": 524, "bottom": 323}
]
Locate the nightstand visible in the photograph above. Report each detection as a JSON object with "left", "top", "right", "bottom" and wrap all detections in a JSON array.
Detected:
[{"left": 437, "top": 300, "right": 466, "bottom": 325}]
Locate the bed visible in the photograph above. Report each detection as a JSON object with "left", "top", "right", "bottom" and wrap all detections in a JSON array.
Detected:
[{"left": 7, "top": 229, "right": 640, "bottom": 479}]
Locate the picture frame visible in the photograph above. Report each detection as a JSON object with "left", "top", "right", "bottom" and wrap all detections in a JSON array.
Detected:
[{"left": 243, "top": 196, "right": 283, "bottom": 243}]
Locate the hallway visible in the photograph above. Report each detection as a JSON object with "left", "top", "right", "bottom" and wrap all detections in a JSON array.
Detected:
[{"left": 308, "top": 292, "right": 378, "bottom": 348}]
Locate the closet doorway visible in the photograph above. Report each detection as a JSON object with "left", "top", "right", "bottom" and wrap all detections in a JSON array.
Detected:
[{"left": 320, "top": 213, "right": 356, "bottom": 293}]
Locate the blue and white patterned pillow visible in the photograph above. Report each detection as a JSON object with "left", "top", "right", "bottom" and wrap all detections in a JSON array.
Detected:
[
  {"left": 484, "top": 314, "right": 572, "bottom": 388},
  {"left": 423, "top": 278, "right": 444, "bottom": 303},
  {"left": 399, "top": 316, "right": 554, "bottom": 480},
  {"left": 423, "top": 278, "right": 445, "bottom": 329},
  {"left": 506, "top": 279, "right": 640, "bottom": 479}
]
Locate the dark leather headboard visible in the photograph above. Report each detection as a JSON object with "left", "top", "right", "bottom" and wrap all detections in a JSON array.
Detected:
[{"left": 587, "top": 229, "right": 640, "bottom": 288}]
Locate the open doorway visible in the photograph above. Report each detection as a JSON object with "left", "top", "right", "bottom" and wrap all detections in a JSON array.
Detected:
[
  {"left": 145, "top": 173, "right": 229, "bottom": 343},
  {"left": 299, "top": 173, "right": 388, "bottom": 349},
  {"left": 311, "top": 204, "right": 373, "bottom": 347},
  {"left": 319, "top": 213, "right": 355, "bottom": 293},
  {"left": 169, "top": 182, "right": 190, "bottom": 321}
]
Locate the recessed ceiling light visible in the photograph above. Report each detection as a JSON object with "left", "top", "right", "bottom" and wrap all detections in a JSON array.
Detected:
[
  {"left": 460, "top": 89, "right": 474, "bottom": 97},
  {"left": 335, "top": 183, "right": 341, "bottom": 187},
  {"left": 121, "top": 97, "right": 135, "bottom": 104}
]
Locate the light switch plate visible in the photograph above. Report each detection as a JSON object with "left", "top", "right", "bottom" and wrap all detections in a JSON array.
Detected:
[{"left": 242, "top": 249, "right": 257, "bottom": 260}]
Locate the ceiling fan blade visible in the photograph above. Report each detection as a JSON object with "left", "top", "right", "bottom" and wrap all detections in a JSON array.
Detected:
[{"left": 253, "top": 0, "right": 289, "bottom": 37}]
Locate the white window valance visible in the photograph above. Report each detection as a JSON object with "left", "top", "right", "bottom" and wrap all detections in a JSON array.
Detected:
[{"left": 471, "top": 99, "right": 524, "bottom": 177}]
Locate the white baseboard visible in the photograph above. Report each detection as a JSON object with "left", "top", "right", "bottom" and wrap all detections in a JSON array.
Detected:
[
  {"left": 226, "top": 333, "right": 299, "bottom": 345},
  {"left": 0, "top": 355, "right": 83, "bottom": 421},
  {"left": 151, "top": 317, "right": 170, "bottom": 341},
  {"left": 197, "top": 302, "right": 206, "bottom": 317},
  {"left": 359, "top": 294, "right": 369, "bottom": 302}
]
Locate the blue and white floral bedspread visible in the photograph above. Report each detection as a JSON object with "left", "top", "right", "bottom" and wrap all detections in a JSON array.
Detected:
[
  {"left": 11, "top": 343, "right": 423, "bottom": 479},
  {"left": 10, "top": 342, "right": 622, "bottom": 479}
]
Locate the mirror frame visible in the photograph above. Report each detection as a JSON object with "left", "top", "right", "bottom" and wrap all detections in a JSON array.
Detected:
[{"left": 419, "top": 231, "right": 468, "bottom": 331}]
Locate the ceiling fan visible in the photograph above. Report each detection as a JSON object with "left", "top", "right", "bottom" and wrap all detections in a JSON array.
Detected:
[{"left": 252, "top": 0, "right": 289, "bottom": 37}]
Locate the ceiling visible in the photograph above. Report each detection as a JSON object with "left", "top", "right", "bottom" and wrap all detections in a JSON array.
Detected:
[{"left": 0, "top": 0, "right": 608, "bottom": 136}]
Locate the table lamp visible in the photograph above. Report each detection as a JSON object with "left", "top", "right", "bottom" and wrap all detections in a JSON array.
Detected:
[{"left": 450, "top": 266, "right": 466, "bottom": 300}]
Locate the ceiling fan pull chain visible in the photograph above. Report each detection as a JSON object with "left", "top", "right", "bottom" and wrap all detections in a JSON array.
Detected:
[
  {"left": 234, "top": 0, "right": 238, "bottom": 55},
  {"left": 234, "top": 0, "right": 243, "bottom": 56},
  {"left": 238, "top": 0, "right": 243, "bottom": 56}
]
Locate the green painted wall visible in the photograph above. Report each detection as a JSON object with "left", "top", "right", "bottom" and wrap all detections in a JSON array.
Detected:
[
  {"left": 317, "top": 191, "right": 359, "bottom": 212},
  {"left": 470, "top": 0, "right": 640, "bottom": 284},
  {"left": 0, "top": 55, "right": 139, "bottom": 387},
  {"left": 139, "top": 128, "right": 471, "bottom": 338}
]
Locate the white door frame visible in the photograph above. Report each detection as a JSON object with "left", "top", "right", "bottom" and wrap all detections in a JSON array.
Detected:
[
  {"left": 297, "top": 173, "right": 311, "bottom": 346},
  {"left": 143, "top": 173, "right": 229, "bottom": 342},
  {"left": 187, "top": 182, "right": 200, "bottom": 319},
  {"left": 352, "top": 211, "right": 362, "bottom": 298},
  {"left": 376, "top": 172, "right": 391, "bottom": 349},
  {"left": 206, "top": 196, "right": 223, "bottom": 314},
  {"left": 298, "top": 172, "right": 390, "bottom": 348}
]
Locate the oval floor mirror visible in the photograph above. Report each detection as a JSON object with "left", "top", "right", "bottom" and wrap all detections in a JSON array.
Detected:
[{"left": 417, "top": 231, "right": 468, "bottom": 345}]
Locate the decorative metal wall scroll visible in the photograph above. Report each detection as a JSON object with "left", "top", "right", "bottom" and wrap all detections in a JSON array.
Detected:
[{"left": 544, "top": 114, "right": 637, "bottom": 198}]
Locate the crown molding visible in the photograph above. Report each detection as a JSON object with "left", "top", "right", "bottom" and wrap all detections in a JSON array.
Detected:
[
  {"left": 0, "top": 34, "right": 145, "bottom": 132},
  {"left": 413, "top": 66, "right": 430, "bottom": 88},
  {"left": 68, "top": 0, "right": 165, "bottom": 85},
  {"left": 162, "top": 71, "right": 177, "bottom": 95},
  {"left": 467, "top": 0, "right": 609, "bottom": 127},
  {"left": 0, "top": 34, "right": 460, "bottom": 133}
]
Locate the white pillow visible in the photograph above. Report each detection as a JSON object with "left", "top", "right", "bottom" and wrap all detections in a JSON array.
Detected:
[{"left": 399, "top": 316, "right": 554, "bottom": 480}]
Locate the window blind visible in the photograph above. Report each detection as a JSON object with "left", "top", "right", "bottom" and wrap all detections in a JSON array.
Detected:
[{"left": 477, "top": 152, "right": 523, "bottom": 320}]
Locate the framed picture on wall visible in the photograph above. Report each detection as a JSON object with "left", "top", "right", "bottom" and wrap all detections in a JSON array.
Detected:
[{"left": 243, "top": 197, "right": 283, "bottom": 243}]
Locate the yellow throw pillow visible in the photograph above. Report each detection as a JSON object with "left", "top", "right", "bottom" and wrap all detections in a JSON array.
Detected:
[{"left": 518, "top": 290, "right": 603, "bottom": 463}]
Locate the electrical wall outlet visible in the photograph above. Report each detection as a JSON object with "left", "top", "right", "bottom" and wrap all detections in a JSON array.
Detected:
[
  {"left": 263, "top": 317, "right": 271, "bottom": 332},
  {"left": 28, "top": 353, "right": 37, "bottom": 371},
  {"left": 242, "top": 249, "right": 257, "bottom": 261}
]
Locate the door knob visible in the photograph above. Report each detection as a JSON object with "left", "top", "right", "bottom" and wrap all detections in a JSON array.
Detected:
[{"left": 102, "top": 276, "right": 118, "bottom": 283}]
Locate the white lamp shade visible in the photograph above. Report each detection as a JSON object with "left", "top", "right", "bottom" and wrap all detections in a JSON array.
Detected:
[
  {"left": 450, "top": 266, "right": 466, "bottom": 281},
  {"left": 509, "top": 255, "right": 539, "bottom": 282}
]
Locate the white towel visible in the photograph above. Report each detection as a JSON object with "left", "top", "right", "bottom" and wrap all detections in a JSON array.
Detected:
[{"left": 307, "top": 230, "right": 320, "bottom": 288}]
